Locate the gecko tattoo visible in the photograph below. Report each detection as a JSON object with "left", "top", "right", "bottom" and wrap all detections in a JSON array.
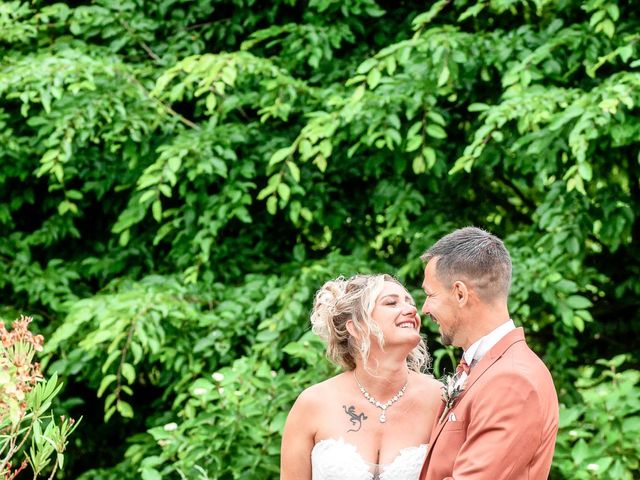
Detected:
[{"left": 343, "top": 405, "right": 368, "bottom": 432}]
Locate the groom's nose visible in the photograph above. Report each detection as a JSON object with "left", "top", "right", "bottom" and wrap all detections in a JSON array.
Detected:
[{"left": 421, "top": 300, "right": 429, "bottom": 315}]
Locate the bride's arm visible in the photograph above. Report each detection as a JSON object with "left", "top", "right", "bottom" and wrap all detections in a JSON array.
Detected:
[{"left": 280, "top": 388, "right": 316, "bottom": 480}]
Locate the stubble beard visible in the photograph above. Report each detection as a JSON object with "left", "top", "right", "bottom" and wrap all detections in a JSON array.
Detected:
[
  {"left": 439, "top": 313, "right": 461, "bottom": 347},
  {"left": 440, "top": 328, "right": 453, "bottom": 346}
]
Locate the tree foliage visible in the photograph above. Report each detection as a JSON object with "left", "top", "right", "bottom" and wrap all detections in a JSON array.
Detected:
[{"left": 1, "top": 0, "right": 639, "bottom": 478}]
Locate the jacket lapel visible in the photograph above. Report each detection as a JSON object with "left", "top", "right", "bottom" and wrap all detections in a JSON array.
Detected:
[
  {"left": 459, "top": 327, "right": 526, "bottom": 397},
  {"left": 428, "top": 328, "right": 527, "bottom": 447}
]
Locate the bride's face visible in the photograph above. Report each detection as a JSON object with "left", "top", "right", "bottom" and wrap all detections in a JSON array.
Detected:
[{"left": 370, "top": 281, "right": 421, "bottom": 345}]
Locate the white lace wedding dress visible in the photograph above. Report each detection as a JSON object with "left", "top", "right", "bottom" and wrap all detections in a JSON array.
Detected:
[{"left": 311, "top": 438, "right": 428, "bottom": 480}]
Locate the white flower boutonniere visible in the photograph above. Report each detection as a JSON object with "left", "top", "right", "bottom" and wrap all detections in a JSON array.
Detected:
[{"left": 438, "top": 372, "right": 465, "bottom": 424}]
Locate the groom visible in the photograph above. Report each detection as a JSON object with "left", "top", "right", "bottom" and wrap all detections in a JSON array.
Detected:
[{"left": 419, "top": 227, "right": 558, "bottom": 479}]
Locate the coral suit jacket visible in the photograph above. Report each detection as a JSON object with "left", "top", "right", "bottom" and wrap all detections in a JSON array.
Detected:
[{"left": 420, "top": 328, "right": 559, "bottom": 480}]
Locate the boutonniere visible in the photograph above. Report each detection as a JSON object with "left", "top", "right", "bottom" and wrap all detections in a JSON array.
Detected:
[{"left": 438, "top": 372, "right": 465, "bottom": 424}]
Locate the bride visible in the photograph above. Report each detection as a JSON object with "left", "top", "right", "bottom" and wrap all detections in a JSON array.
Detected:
[{"left": 281, "top": 274, "right": 442, "bottom": 480}]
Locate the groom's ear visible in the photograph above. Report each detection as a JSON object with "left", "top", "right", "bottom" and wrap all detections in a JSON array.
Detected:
[{"left": 452, "top": 280, "right": 469, "bottom": 307}]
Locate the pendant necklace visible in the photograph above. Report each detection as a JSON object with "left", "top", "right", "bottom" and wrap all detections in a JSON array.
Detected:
[{"left": 353, "top": 371, "right": 407, "bottom": 423}]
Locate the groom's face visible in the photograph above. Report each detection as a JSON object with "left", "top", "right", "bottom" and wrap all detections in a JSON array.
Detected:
[{"left": 421, "top": 259, "right": 461, "bottom": 347}]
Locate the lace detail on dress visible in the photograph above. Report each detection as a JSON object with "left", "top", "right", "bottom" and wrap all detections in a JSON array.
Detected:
[
  {"left": 378, "top": 443, "right": 428, "bottom": 480},
  {"left": 311, "top": 438, "right": 428, "bottom": 480}
]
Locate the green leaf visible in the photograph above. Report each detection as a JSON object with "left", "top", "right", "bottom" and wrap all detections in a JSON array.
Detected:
[
  {"left": 314, "top": 154, "right": 327, "bottom": 172},
  {"left": 578, "top": 162, "right": 592, "bottom": 181},
  {"left": 277, "top": 183, "right": 290, "bottom": 202},
  {"left": 437, "top": 65, "right": 450, "bottom": 87},
  {"left": 405, "top": 135, "right": 422, "bottom": 152},
  {"left": 66, "top": 189, "right": 83, "bottom": 200},
  {"left": 571, "top": 439, "right": 589, "bottom": 464},
  {"left": 426, "top": 124, "right": 447, "bottom": 139},
  {"left": 357, "top": 58, "right": 377, "bottom": 74},
  {"left": 367, "top": 68, "right": 382, "bottom": 89},
  {"left": 468, "top": 103, "right": 489, "bottom": 112},
  {"left": 158, "top": 184, "right": 172, "bottom": 198},
  {"left": 119, "top": 229, "right": 130, "bottom": 247},
  {"left": 427, "top": 111, "right": 446, "bottom": 126},
  {"left": 97, "top": 374, "right": 117, "bottom": 398},
  {"left": 318, "top": 139, "right": 332, "bottom": 158},
  {"left": 205, "top": 93, "right": 217, "bottom": 112},
  {"left": 116, "top": 400, "right": 134, "bottom": 418},
  {"left": 423, "top": 146, "right": 437, "bottom": 168},
  {"left": 600, "top": 19, "right": 615, "bottom": 38},
  {"left": 412, "top": 155, "right": 425, "bottom": 174},
  {"left": 104, "top": 406, "right": 117, "bottom": 423},
  {"left": 139, "top": 190, "right": 157, "bottom": 204},
  {"left": 121, "top": 363, "right": 136, "bottom": 384},
  {"left": 351, "top": 84, "right": 366, "bottom": 103},
  {"left": 287, "top": 161, "right": 301, "bottom": 182},
  {"left": 152, "top": 200, "right": 162, "bottom": 222},
  {"left": 266, "top": 196, "right": 277, "bottom": 215},
  {"left": 141, "top": 468, "right": 162, "bottom": 480},
  {"left": 566, "top": 295, "right": 593, "bottom": 309},
  {"left": 269, "top": 147, "right": 293, "bottom": 166},
  {"left": 619, "top": 45, "right": 633, "bottom": 63},
  {"left": 572, "top": 315, "right": 585, "bottom": 332}
]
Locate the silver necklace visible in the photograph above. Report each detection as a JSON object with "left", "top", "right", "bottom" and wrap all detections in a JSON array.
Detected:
[{"left": 353, "top": 371, "right": 407, "bottom": 423}]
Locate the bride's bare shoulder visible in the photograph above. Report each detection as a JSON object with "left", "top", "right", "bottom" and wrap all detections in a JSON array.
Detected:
[
  {"left": 294, "top": 372, "right": 351, "bottom": 408},
  {"left": 410, "top": 371, "right": 443, "bottom": 398}
]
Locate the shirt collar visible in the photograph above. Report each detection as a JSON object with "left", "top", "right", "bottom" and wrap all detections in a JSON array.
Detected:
[{"left": 463, "top": 319, "right": 516, "bottom": 365}]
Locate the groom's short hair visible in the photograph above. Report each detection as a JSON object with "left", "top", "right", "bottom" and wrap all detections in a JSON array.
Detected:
[{"left": 421, "top": 226, "right": 512, "bottom": 302}]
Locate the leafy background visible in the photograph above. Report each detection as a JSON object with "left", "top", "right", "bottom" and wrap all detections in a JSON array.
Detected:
[{"left": 1, "top": 0, "right": 639, "bottom": 478}]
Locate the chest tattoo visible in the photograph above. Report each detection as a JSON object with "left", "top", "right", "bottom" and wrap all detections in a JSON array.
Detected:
[{"left": 343, "top": 404, "right": 367, "bottom": 432}]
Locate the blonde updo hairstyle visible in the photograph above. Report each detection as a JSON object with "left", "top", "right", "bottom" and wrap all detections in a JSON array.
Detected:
[{"left": 310, "top": 274, "right": 429, "bottom": 373}]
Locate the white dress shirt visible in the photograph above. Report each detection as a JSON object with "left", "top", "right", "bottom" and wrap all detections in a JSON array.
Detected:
[{"left": 455, "top": 319, "right": 516, "bottom": 388}]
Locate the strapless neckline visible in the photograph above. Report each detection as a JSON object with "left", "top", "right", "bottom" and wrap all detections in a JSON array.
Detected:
[{"left": 311, "top": 437, "right": 428, "bottom": 480}]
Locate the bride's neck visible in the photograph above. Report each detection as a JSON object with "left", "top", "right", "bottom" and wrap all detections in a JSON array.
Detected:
[{"left": 353, "top": 362, "right": 409, "bottom": 397}]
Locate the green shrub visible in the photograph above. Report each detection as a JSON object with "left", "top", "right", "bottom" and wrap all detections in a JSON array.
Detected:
[{"left": 554, "top": 355, "right": 640, "bottom": 479}]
